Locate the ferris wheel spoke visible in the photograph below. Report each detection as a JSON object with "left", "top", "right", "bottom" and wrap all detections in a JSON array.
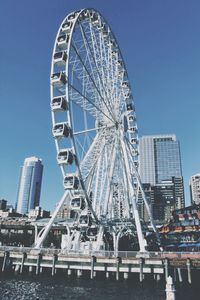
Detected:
[
  {"left": 79, "top": 131, "right": 105, "bottom": 181},
  {"left": 71, "top": 42, "right": 115, "bottom": 122},
  {"left": 73, "top": 126, "right": 107, "bottom": 136},
  {"left": 89, "top": 24, "right": 115, "bottom": 115},
  {"left": 79, "top": 23, "right": 116, "bottom": 120},
  {"left": 118, "top": 141, "right": 132, "bottom": 218},
  {"left": 94, "top": 138, "right": 117, "bottom": 217},
  {"left": 68, "top": 82, "right": 114, "bottom": 123},
  {"left": 95, "top": 27, "right": 116, "bottom": 110}
]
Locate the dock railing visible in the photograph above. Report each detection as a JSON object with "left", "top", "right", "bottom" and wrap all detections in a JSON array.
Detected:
[{"left": 0, "top": 246, "right": 200, "bottom": 259}]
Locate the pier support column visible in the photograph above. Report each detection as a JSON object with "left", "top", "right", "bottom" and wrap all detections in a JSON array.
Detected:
[
  {"left": 29, "top": 266, "right": 33, "bottom": 273},
  {"left": 156, "top": 274, "right": 161, "bottom": 281},
  {"left": 166, "top": 276, "right": 176, "bottom": 300},
  {"left": 164, "top": 258, "right": 169, "bottom": 281},
  {"left": 52, "top": 254, "right": 57, "bottom": 276},
  {"left": 139, "top": 258, "right": 144, "bottom": 282},
  {"left": 36, "top": 253, "right": 42, "bottom": 275},
  {"left": 186, "top": 258, "right": 192, "bottom": 284},
  {"left": 124, "top": 272, "right": 128, "bottom": 280},
  {"left": 15, "top": 264, "right": 20, "bottom": 273},
  {"left": 116, "top": 257, "right": 121, "bottom": 281},
  {"left": 77, "top": 270, "right": 82, "bottom": 278},
  {"left": 67, "top": 269, "right": 72, "bottom": 276},
  {"left": 2, "top": 251, "right": 9, "bottom": 272},
  {"left": 106, "top": 271, "right": 109, "bottom": 279},
  {"left": 20, "top": 252, "right": 26, "bottom": 274},
  {"left": 90, "top": 256, "right": 96, "bottom": 279},
  {"left": 177, "top": 268, "right": 182, "bottom": 283}
]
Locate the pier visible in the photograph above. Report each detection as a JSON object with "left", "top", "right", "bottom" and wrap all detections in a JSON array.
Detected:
[{"left": 1, "top": 246, "right": 200, "bottom": 283}]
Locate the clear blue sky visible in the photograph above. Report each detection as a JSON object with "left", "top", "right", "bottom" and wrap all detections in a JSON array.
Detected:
[{"left": 0, "top": 0, "right": 200, "bottom": 210}]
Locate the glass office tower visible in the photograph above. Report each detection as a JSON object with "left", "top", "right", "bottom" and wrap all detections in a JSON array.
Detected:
[
  {"left": 16, "top": 157, "right": 43, "bottom": 214},
  {"left": 139, "top": 135, "right": 182, "bottom": 185},
  {"left": 139, "top": 135, "right": 185, "bottom": 222}
]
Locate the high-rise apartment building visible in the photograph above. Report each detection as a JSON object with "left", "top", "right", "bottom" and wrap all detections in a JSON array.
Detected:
[
  {"left": 189, "top": 174, "right": 200, "bottom": 205},
  {"left": 139, "top": 135, "right": 185, "bottom": 223},
  {"left": 16, "top": 157, "right": 43, "bottom": 215}
]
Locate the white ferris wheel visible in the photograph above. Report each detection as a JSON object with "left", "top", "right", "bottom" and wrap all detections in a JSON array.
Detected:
[{"left": 35, "top": 8, "right": 159, "bottom": 253}]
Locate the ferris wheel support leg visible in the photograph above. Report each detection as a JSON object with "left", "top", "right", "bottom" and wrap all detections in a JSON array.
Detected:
[
  {"left": 103, "top": 141, "right": 117, "bottom": 216},
  {"left": 34, "top": 190, "right": 70, "bottom": 249},
  {"left": 95, "top": 225, "right": 104, "bottom": 251},
  {"left": 112, "top": 232, "right": 117, "bottom": 255},
  {"left": 120, "top": 137, "right": 147, "bottom": 253}
]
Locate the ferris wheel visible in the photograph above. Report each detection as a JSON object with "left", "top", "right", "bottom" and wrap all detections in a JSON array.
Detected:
[{"left": 34, "top": 8, "right": 159, "bottom": 252}]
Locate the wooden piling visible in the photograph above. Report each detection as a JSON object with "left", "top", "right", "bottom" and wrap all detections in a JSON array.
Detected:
[
  {"left": 90, "top": 255, "right": 96, "bottom": 279},
  {"left": 164, "top": 258, "right": 169, "bottom": 281},
  {"left": 36, "top": 253, "right": 42, "bottom": 275},
  {"left": 116, "top": 257, "right": 121, "bottom": 281},
  {"left": 139, "top": 258, "right": 144, "bottom": 282},
  {"left": 2, "top": 251, "right": 9, "bottom": 272},
  {"left": 20, "top": 252, "right": 26, "bottom": 274},
  {"left": 51, "top": 254, "right": 57, "bottom": 276},
  {"left": 186, "top": 258, "right": 192, "bottom": 284},
  {"left": 177, "top": 268, "right": 182, "bottom": 283}
]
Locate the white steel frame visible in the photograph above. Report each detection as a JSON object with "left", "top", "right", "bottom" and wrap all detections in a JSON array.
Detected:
[{"left": 34, "top": 8, "right": 160, "bottom": 252}]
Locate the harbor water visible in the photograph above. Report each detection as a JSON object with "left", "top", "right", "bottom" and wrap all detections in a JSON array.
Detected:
[{"left": 0, "top": 273, "right": 199, "bottom": 300}]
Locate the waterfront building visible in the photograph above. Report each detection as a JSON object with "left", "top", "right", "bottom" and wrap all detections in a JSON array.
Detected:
[
  {"left": 189, "top": 173, "right": 200, "bottom": 205},
  {"left": 160, "top": 204, "right": 200, "bottom": 251},
  {"left": 138, "top": 135, "right": 185, "bottom": 223},
  {"left": 28, "top": 206, "right": 50, "bottom": 219},
  {"left": 56, "top": 202, "right": 71, "bottom": 219},
  {"left": 16, "top": 157, "right": 43, "bottom": 215}
]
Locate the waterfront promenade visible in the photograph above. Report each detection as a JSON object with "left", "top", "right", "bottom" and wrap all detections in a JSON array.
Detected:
[{"left": 1, "top": 246, "right": 200, "bottom": 284}]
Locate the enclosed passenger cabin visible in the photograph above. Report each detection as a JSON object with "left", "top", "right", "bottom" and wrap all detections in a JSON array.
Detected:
[
  {"left": 79, "top": 215, "right": 92, "bottom": 227},
  {"left": 130, "top": 138, "right": 138, "bottom": 145},
  {"left": 57, "top": 34, "right": 70, "bottom": 49},
  {"left": 108, "top": 39, "right": 115, "bottom": 50},
  {"left": 71, "top": 197, "right": 85, "bottom": 210},
  {"left": 90, "top": 12, "right": 99, "bottom": 25},
  {"left": 124, "top": 92, "right": 130, "bottom": 99},
  {"left": 118, "top": 70, "right": 125, "bottom": 78},
  {"left": 53, "top": 51, "right": 67, "bottom": 66},
  {"left": 63, "top": 174, "right": 79, "bottom": 190},
  {"left": 51, "top": 72, "right": 67, "bottom": 87},
  {"left": 86, "top": 227, "right": 98, "bottom": 238},
  {"left": 61, "top": 21, "right": 73, "bottom": 34},
  {"left": 52, "top": 122, "right": 71, "bottom": 138},
  {"left": 57, "top": 149, "right": 74, "bottom": 165},
  {"left": 102, "top": 25, "right": 108, "bottom": 38},
  {"left": 118, "top": 60, "right": 123, "bottom": 66},
  {"left": 122, "top": 81, "right": 129, "bottom": 88},
  {"left": 112, "top": 50, "right": 117, "bottom": 57},
  {"left": 132, "top": 149, "right": 139, "bottom": 156},
  {"left": 128, "top": 115, "right": 136, "bottom": 121},
  {"left": 97, "top": 21, "right": 104, "bottom": 31},
  {"left": 67, "top": 12, "right": 76, "bottom": 21},
  {"left": 78, "top": 10, "right": 88, "bottom": 21},
  {"left": 51, "top": 96, "right": 67, "bottom": 112},
  {"left": 126, "top": 103, "right": 133, "bottom": 111},
  {"left": 128, "top": 127, "right": 137, "bottom": 133}
]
